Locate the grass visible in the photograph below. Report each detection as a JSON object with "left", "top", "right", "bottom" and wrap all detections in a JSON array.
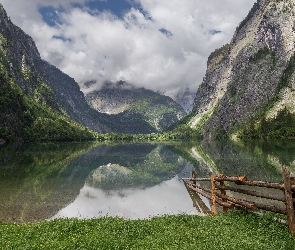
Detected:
[{"left": 0, "top": 210, "right": 295, "bottom": 250}]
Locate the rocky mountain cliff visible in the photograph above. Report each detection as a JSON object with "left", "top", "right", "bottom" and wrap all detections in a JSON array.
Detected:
[
  {"left": 173, "top": 88, "right": 195, "bottom": 114},
  {"left": 187, "top": 0, "right": 295, "bottom": 139},
  {"left": 86, "top": 81, "right": 186, "bottom": 132}
]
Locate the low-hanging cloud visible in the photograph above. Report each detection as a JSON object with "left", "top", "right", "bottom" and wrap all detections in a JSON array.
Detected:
[{"left": 1, "top": 0, "right": 256, "bottom": 97}]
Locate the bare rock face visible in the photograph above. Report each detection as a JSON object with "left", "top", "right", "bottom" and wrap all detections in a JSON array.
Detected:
[
  {"left": 189, "top": 0, "right": 295, "bottom": 139},
  {"left": 173, "top": 88, "right": 195, "bottom": 114}
]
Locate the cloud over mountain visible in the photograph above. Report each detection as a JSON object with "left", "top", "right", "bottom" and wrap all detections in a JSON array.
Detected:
[{"left": 1, "top": 0, "right": 256, "bottom": 97}]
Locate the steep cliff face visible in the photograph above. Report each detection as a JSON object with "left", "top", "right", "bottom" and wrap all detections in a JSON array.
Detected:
[
  {"left": 173, "top": 88, "right": 195, "bottom": 114},
  {"left": 86, "top": 81, "right": 186, "bottom": 132},
  {"left": 189, "top": 0, "right": 295, "bottom": 139}
]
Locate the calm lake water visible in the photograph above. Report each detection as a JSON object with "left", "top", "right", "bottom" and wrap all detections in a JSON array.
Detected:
[{"left": 0, "top": 140, "right": 294, "bottom": 222}]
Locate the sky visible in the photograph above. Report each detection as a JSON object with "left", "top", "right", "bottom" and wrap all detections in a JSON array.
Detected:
[{"left": 0, "top": 0, "right": 256, "bottom": 98}]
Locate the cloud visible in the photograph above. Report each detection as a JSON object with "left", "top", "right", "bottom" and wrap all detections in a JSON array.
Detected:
[{"left": 1, "top": 0, "right": 256, "bottom": 97}]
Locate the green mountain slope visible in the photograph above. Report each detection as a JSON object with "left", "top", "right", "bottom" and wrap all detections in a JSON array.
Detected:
[
  {"left": 86, "top": 81, "right": 186, "bottom": 132},
  {"left": 0, "top": 70, "right": 98, "bottom": 143}
]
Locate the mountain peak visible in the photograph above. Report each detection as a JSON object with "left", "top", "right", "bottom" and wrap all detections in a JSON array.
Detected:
[
  {"left": 102, "top": 80, "right": 135, "bottom": 90},
  {"left": 85, "top": 81, "right": 186, "bottom": 131}
]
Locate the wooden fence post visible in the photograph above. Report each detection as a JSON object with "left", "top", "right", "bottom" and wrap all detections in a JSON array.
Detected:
[
  {"left": 218, "top": 174, "right": 228, "bottom": 213},
  {"left": 192, "top": 171, "right": 196, "bottom": 185},
  {"left": 283, "top": 167, "right": 295, "bottom": 234},
  {"left": 211, "top": 175, "right": 217, "bottom": 215}
]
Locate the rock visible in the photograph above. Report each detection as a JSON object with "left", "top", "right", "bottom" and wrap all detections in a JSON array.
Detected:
[{"left": 188, "top": 0, "right": 295, "bottom": 139}]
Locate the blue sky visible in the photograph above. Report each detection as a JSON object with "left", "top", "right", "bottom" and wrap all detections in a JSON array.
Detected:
[
  {"left": 39, "top": 0, "right": 144, "bottom": 27},
  {"left": 1, "top": 0, "right": 256, "bottom": 98},
  {"left": 81, "top": 0, "right": 137, "bottom": 17},
  {"left": 38, "top": 6, "right": 63, "bottom": 27}
]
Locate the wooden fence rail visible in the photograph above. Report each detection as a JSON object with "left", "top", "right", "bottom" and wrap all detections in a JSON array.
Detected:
[{"left": 182, "top": 167, "right": 295, "bottom": 234}]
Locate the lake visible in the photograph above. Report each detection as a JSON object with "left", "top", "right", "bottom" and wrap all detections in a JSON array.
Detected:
[{"left": 0, "top": 140, "right": 294, "bottom": 222}]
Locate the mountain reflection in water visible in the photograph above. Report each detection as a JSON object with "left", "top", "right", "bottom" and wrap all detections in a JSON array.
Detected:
[
  {"left": 1, "top": 140, "right": 295, "bottom": 222},
  {"left": 52, "top": 176, "right": 205, "bottom": 220},
  {"left": 0, "top": 142, "right": 207, "bottom": 222}
]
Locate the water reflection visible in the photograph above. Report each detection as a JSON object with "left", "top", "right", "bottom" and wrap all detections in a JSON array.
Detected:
[
  {"left": 173, "top": 140, "right": 295, "bottom": 214},
  {"left": 52, "top": 175, "right": 201, "bottom": 220},
  {"left": 1, "top": 139, "right": 295, "bottom": 222},
  {"left": 0, "top": 142, "right": 97, "bottom": 222},
  {"left": 0, "top": 142, "right": 201, "bottom": 222},
  {"left": 184, "top": 183, "right": 211, "bottom": 215},
  {"left": 170, "top": 140, "right": 295, "bottom": 181}
]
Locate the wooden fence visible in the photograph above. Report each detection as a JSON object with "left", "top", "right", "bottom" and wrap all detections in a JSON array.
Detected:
[{"left": 182, "top": 167, "right": 295, "bottom": 234}]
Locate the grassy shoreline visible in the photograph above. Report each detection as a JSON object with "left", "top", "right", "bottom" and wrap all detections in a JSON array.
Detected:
[{"left": 1, "top": 210, "right": 295, "bottom": 250}]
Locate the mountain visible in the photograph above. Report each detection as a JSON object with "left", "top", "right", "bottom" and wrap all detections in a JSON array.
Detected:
[
  {"left": 185, "top": 0, "right": 295, "bottom": 140},
  {"left": 0, "top": 4, "right": 185, "bottom": 143},
  {"left": 85, "top": 81, "right": 186, "bottom": 132},
  {"left": 172, "top": 88, "right": 195, "bottom": 114}
]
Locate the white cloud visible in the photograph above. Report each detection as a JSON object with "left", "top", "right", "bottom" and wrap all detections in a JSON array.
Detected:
[{"left": 1, "top": 0, "right": 256, "bottom": 97}]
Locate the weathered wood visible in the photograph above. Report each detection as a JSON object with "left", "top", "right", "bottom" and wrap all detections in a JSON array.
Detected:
[
  {"left": 192, "top": 171, "right": 196, "bottom": 185},
  {"left": 215, "top": 192, "right": 257, "bottom": 210},
  {"left": 190, "top": 183, "right": 211, "bottom": 194},
  {"left": 186, "top": 181, "right": 287, "bottom": 215},
  {"left": 251, "top": 202, "right": 287, "bottom": 215},
  {"left": 235, "top": 180, "right": 285, "bottom": 190},
  {"left": 185, "top": 182, "right": 234, "bottom": 209},
  {"left": 215, "top": 197, "right": 235, "bottom": 209},
  {"left": 283, "top": 167, "right": 295, "bottom": 234},
  {"left": 218, "top": 174, "right": 228, "bottom": 213},
  {"left": 182, "top": 177, "right": 211, "bottom": 182},
  {"left": 184, "top": 182, "right": 212, "bottom": 200},
  {"left": 183, "top": 172, "right": 295, "bottom": 191},
  {"left": 216, "top": 185, "right": 286, "bottom": 202},
  {"left": 183, "top": 175, "right": 247, "bottom": 182},
  {"left": 211, "top": 175, "right": 217, "bottom": 215},
  {"left": 215, "top": 176, "right": 247, "bottom": 182},
  {"left": 183, "top": 177, "right": 295, "bottom": 191},
  {"left": 183, "top": 172, "right": 292, "bottom": 222}
]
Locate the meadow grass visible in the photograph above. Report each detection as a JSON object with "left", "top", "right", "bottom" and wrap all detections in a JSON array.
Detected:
[{"left": 0, "top": 210, "right": 295, "bottom": 250}]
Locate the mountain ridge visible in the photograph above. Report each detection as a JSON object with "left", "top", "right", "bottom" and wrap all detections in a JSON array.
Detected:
[
  {"left": 0, "top": 3, "right": 186, "bottom": 142},
  {"left": 186, "top": 0, "right": 295, "bottom": 140},
  {"left": 86, "top": 81, "right": 186, "bottom": 132}
]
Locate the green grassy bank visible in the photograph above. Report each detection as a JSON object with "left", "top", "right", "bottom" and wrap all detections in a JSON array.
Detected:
[{"left": 1, "top": 210, "right": 295, "bottom": 250}]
